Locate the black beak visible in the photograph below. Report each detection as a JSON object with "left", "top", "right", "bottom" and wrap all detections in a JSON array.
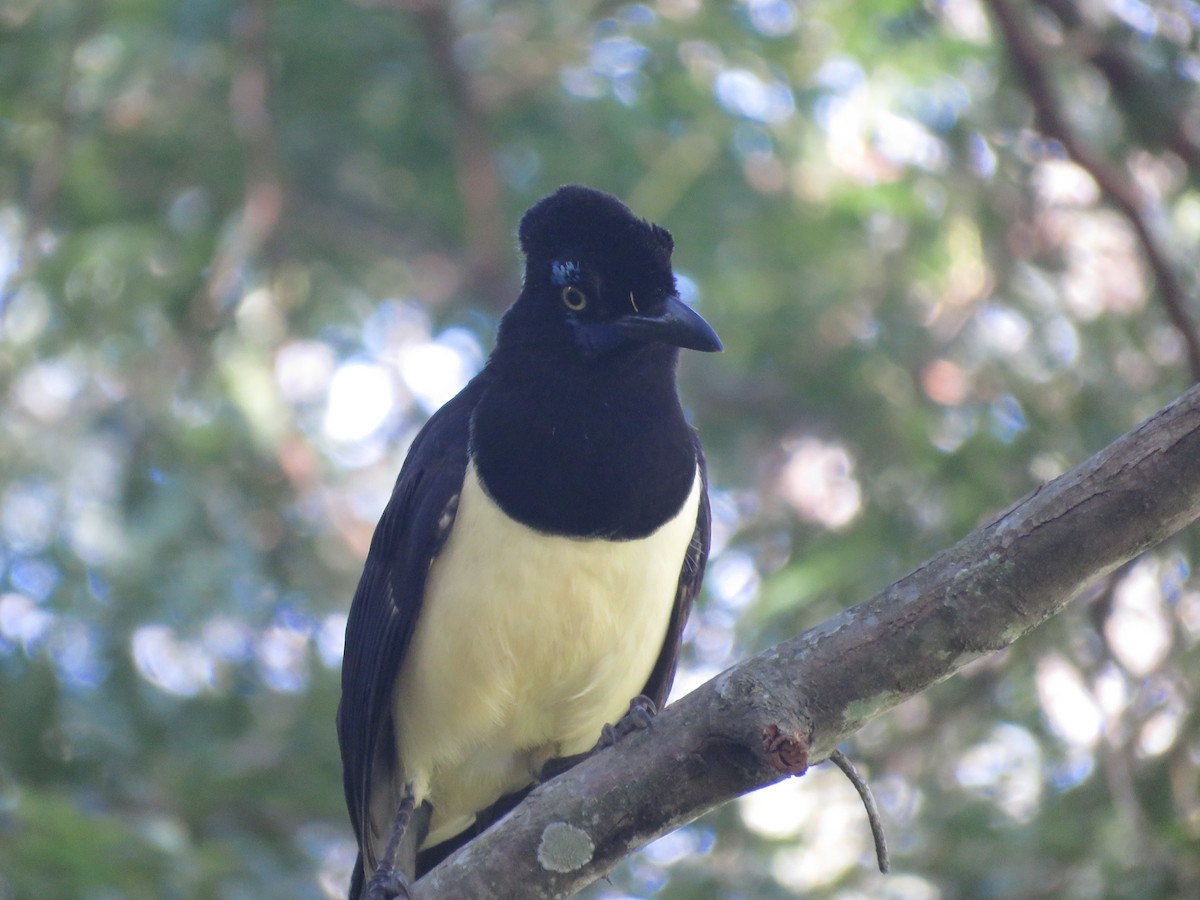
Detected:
[{"left": 618, "top": 295, "right": 723, "bottom": 352}]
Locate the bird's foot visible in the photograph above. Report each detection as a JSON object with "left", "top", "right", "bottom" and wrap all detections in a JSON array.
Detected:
[
  {"left": 597, "top": 694, "right": 658, "bottom": 749},
  {"left": 364, "top": 868, "right": 411, "bottom": 900},
  {"left": 538, "top": 696, "right": 661, "bottom": 782}
]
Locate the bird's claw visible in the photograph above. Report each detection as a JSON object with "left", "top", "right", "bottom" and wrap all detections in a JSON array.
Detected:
[
  {"left": 598, "top": 694, "right": 658, "bottom": 748},
  {"left": 538, "top": 695, "right": 662, "bottom": 783},
  {"left": 364, "top": 868, "right": 411, "bottom": 900}
]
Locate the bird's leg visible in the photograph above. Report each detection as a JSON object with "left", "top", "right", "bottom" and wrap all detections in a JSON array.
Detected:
[{"left": 364, "top": 784, "right": 416, "bottom": 900}]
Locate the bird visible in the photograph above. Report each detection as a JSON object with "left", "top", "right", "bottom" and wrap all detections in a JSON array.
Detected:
[{"left": 336, "top": 184, "right": 722, "bottom": 898}]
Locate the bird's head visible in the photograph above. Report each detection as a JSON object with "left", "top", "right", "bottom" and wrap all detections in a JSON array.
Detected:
[{"left": 502, "top": 185, "right": 722, "bottom": 359}]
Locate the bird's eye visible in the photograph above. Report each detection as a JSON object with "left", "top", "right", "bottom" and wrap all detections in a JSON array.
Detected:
[{"left": 561, "top": 285, "right": 588, "bottom": 312}]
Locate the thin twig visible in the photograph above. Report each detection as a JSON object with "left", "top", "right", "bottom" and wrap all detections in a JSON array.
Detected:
[
  {"left": 190, "top": 0, "right": 284, "bottom": 327},
  {"left": 828, "top": 749, "right": 890, "bottom": 874},
  {"left": 984, "top": 0, "right": 1200, "bottom": 382},
  {"left": 19, "top": 5, "right": 99, "bottom": 271},
  {"left": 413, "top": 5, "right": 512, "bottom": 311},
  {"left": 352, "top": 0, "right": 516, "bottom": 310}
]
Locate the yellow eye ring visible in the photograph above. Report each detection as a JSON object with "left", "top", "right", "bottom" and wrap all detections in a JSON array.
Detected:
[{"left": 561, "top": 285, "right": 588, "bottom": 312}]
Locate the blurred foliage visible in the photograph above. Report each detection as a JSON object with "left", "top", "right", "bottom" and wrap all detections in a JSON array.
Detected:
[{"left": 3, "top": 0, "right": 1200, "bottom": 897}]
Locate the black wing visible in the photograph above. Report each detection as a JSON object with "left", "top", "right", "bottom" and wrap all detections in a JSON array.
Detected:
[
  {"left": 336, "top": 370, "right": 490, "bottom": 888},
  {"left": 640, "top": 430, "right": 711, "bottom": 708}
]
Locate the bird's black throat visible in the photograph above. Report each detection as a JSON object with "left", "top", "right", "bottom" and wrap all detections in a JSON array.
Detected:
[{"left": 470, "top": 342, "right": 697, "bottom": 540}]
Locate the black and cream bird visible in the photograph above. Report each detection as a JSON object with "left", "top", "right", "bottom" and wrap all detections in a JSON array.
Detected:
[{"left": 337, "top": 185, "right": 722, "bottom": 898}]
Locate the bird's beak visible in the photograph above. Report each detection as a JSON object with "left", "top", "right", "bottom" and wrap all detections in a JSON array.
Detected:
[{"left": 619, "top": 295, "right": 723, "bottom": 353}]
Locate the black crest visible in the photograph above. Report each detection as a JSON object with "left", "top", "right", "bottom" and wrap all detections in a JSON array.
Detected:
[{"left": 517, "top": 185, "right": 675, "bottom": 285}]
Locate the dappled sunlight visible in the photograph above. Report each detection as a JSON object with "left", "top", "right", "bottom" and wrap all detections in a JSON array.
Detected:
[
  {"left": 940, "top": 0, "right": 992, "bottom": 42},
  {"left": 976, "top": 303, "right": 1032, "bottom": 356},
  {"left": 11, "top": 357, "right": 85, "bottom": 422},
  {"left": 706, "top": 548, "right": 762, "bottom": 612},
  {"left": 316, "top": 612, "right": 348, "bottom": 668},
  {"left": 812, "top": 58, "right": 959, "bottom": 187},
  {"left": 275, "top": 339, "right": 336, "bottom": 405},
  {"left": 1036, "top": 654, "right": 1103, "bottom": 749},
  {"left": 201, "top": 615, "right": 255, "bottom": 663},
  {"left": 1094, "top": 662, "right": 1131, "bottom": 724},
  {"left": 2, "top": 480, "right": 59, "bottom": 556},
  {"left": 1029, "top": 556, "right": 1194, "bottom": 788},
  {"left": 1, "top": 281, "right": 53, "bottom": 344},
  {"left": 1137, "top": 703, "right": 1183, "bottom": 758},
  {"left": 954, "top": 723, "right": 1042, "bottom": 823},
  {"left": 715, "top": 69, "right": 796, "bottom": 125},
  {"left": 0, "top": 595, "right": 105, "bottom": 689},
  {"left": 562, "top": 28, "right": 651, "bottom": 104},
  {"left": 1032, "top": 158, "right": 1100, "bottom": 207},
  {"left": 921, "top": 358, "right": 969, "bottom": 406},
  {"left": 132, "top": 624, "right": 218, "bottom": 698},
  {"left": 740, "top": 0, "right": 798, "bottom": 38},
  {"left": 256, "top": 621, "right": 312, "bottom": 693},
  {"left": 398, "top": 328, "right": 484, "bottom": 414},
  {"left": 778, "top": 436, "right": 862, "bottom": 530},
  {"left": 0, "top": 592, "right": 54, "bottom": 650},
  {"left": 322, "top": 360, "right": 400, "bottom": 447},
  {"left": 1062, "top": 212, "right": 1147, "bottom": 320},
  {"left": 129, "top": 610, "right": 349, "bottom": 700},
  {"left": 1106, "top": 558, "right": 1174, "bottom": 677},
  {"left": 300, "top": 300, "right": 485, "bottom": 469},
  {"left": 313, "top": 829, "right": 359, "bottom": 900}
]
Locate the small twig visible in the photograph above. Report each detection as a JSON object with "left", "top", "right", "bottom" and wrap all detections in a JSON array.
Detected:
[
  {"left": 828, "top": 748, "right": 890, "bottom": 874},
  {"left": 414, "top": 5, "right": 512, "bottom": 311}
]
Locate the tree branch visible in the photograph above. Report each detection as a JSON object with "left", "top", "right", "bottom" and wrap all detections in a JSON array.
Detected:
[
  {"left": 1033, "top": 0, "right": 1200, "bottom": 172},
  {"left": 984, "top": 0, "right": 1200, "bottom": 382},
  {"left": 413, "top": 382, "right": 1200, "bottom": 898}
]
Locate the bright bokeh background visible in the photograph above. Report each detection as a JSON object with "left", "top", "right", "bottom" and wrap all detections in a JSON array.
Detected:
[{"left": 3, "top": 0, "right": 1200, "bottom": 896}]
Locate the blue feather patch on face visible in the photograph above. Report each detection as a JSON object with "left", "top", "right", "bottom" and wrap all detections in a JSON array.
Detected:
[
  {"left": 570, "top": 318, "right": 626, "bottom": 358},
  {"left": 551, "top": 260, "right": 582, "bottom": 286}
]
